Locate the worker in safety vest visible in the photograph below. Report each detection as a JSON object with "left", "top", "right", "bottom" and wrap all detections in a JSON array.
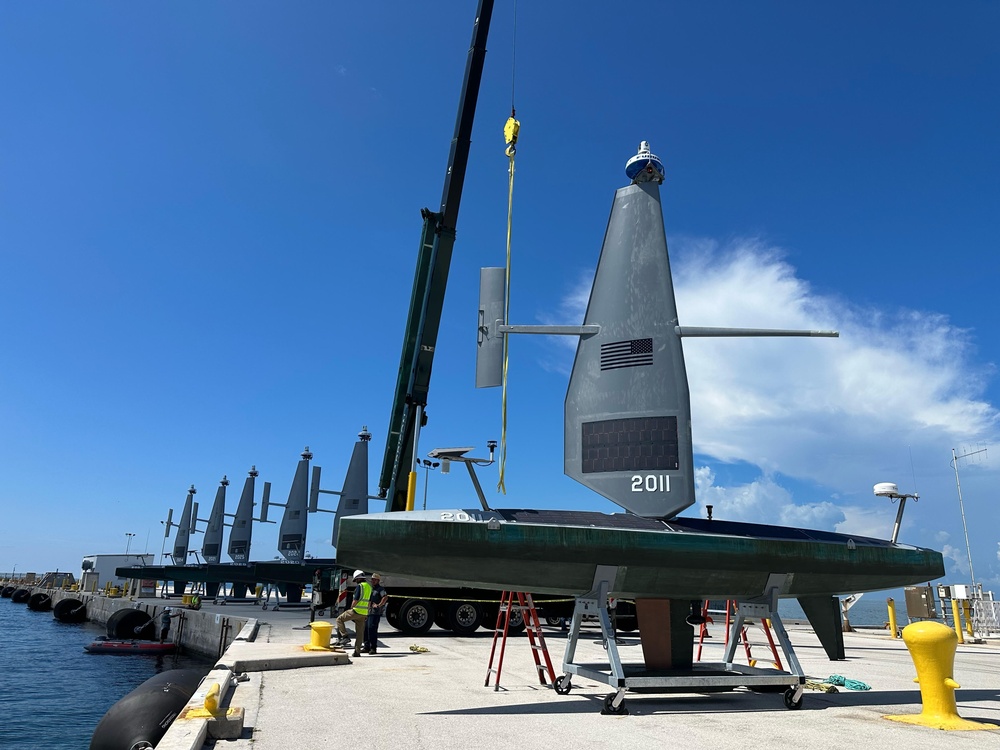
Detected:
[{"left": 335, "top": 570, "right": 372, "bottom": 657}]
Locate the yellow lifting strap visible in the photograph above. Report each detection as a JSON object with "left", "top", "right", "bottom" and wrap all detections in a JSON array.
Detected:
[{"left": 498, "top": 112, "right": 519, "bottom": 494}]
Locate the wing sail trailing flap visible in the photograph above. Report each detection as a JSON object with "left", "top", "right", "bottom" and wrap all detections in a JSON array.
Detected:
[
  {"left": 564, "top": 178, "right": 695, "bottom": 519},
  {"left": 227, "top": 467, "right": 257, "bottom": 563}
]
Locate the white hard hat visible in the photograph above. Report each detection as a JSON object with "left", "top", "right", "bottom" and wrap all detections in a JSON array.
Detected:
[
  {"left": 353, "top": 570, "right": 365, "bottom": 580},
  {"left": 164, "top": 607, "right": 171, "bottom": 612}
]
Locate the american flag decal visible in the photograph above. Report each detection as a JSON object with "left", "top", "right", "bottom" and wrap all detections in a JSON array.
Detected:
[{"left": 600, "top": 338, "right": 653, "bottom": 370}]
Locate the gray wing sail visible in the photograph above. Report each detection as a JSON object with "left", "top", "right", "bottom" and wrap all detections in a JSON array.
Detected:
[
  {"left": 331, "top": 431, "right": 372, "bottom": 548},
  {"left": 564, "top": 180, "right": 695, "bottom": 519},
  {"left": 227, "top": 467, "right": 257, "bottom": 563},
  {"left": 171, "top": 486, "right": 196, "bottom": 563},
  {"left": 278, "top": 448, "right": 311, "bottom": 561},
  {"left": 201, "top": 476, "right": 228, "bottom": 564}
]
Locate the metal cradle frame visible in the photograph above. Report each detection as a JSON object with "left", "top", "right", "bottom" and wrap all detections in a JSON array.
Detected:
[{"left": 553, "top": 576, "right": 806, "bottom": 714}]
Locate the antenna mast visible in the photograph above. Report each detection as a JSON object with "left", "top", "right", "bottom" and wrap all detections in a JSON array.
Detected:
[{"left": 951, "top": 446, "right": 986, "bottom": 594}]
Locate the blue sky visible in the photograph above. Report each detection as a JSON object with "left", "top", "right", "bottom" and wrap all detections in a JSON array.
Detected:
[{"left": 2, "top": 2, "right": 998, "bottom": 592}]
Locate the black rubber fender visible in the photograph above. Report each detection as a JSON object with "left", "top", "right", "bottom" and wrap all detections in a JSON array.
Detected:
[
  {"left": 1, "top": 585, "right": 16, "bottom": 598},
  {"left": 89, "top": 669, "right": 204, "bottom": 750},
  {"left": 53, "top": 598, "right": 88, "bottom": 623},
  {"left": 11, "top": 588, "right": 31, "bottom": 603},
  {"left": 106, "top": 608, "right": 154, "bottom": 640},
  {"left": 27, "top": 592, "right": 53, "bottom": 611}
]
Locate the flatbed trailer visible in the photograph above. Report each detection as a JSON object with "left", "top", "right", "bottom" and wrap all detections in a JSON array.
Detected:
[{"left": 317, "top": 569, "right": 637, "bottom": 636}]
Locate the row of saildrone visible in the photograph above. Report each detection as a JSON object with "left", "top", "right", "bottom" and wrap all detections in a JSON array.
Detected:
[{"left": 164, "top": 427, "right": 376, "bottom": 567}]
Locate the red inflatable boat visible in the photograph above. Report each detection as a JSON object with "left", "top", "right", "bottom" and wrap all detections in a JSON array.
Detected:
[{"left": 84, "top": 638, "right": 177, "bottom": 655}]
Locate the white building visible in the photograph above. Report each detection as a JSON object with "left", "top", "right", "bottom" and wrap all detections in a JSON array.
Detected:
[{"left": 80, "top": 554, "right": 154, "bottom": 591}]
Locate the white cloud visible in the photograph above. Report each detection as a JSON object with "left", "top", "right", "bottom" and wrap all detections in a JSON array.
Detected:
[
  {"left": 674, "top": 239, "right": 998, "bottom": 489},
  {"left": 693, "top": 465, "right": 791, "bottom": 524},
  {"left": 833, "top": 505, "right": 896, "bottom": 540},
  {"left": 942, "top": 544, "right": 969, "bottom": 575},
  {"left": 541, "top": 237, "right": 1000, "bottom": 496},
  {"left": 531, "top": 235, "right": 1000, "bottom": 584}
]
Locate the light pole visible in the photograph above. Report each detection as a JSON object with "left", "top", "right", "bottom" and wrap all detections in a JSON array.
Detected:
[
  {"left": 125, "top": 532, "right": 135, "bottom": 560},
  {"left": 419, "top": 459, "right": 440, "bottom": 510}
]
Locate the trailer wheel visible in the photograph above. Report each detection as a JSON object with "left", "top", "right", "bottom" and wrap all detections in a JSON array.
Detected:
[
  {"left": 433, "top": 607, "right": 451, "bottom": 630},
  {"left": 506, "top": 605, "right": 525, "bottom": 634},
  {"left": 397, "top": 599, "right": 433, "bottom": 635},
  {"left": 616, "top": 614, "right": 638, "bottom": 633},
  {"left": 480, "top": 606, "right": 497, "bottom": 629},
  {"left": 448, "top": 602, "right": 483, "bottom": 636},
  {"left": 385, "top": 601, "right": 401, "bottom": 630}
]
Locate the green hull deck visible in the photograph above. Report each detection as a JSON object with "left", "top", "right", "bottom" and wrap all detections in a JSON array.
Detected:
[{"left": 337, "top": 509, "right": 943, "bottom": 599}]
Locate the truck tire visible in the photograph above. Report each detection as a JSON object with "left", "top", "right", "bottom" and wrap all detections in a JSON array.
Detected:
[
  {"left": 480, "top": 606, "right": 497, "bottom": 629},
  {"left": 434, "top": 607, "right": 451, "bottom": 630},
  {"left": 507, "top": 605, "right": 525, "bottom": 634},
  {"left": 448, "top": 602, "right": 483, "bottom": 636},
  {"left": 397, "top": 599, "right": 433, "bottom": 635},
  {"left": 385, "top": 600, "right": 401, "bottom": 630},
  {"left": 616, "top": 613, "right": 638, "bottom": 633}
]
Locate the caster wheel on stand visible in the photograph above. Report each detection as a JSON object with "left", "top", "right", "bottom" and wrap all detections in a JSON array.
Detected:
[
  {"left": 601, "top": 693, "right": 629, "bottom": 716},
  {"left": 783, "top": 687, "right": 803, "bottom": 710},
  {"left": 553, "top": 675, "right": 572, "bottom": 695}
]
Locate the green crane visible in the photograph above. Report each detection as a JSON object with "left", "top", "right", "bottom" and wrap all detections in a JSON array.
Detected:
[{"left": 378, "top": 0, "right": 496, "bottom": 511}]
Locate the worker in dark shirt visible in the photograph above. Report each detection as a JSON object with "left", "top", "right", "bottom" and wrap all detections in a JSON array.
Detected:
[
  {"left": 159, "top": 607, "right": 181, "bottom": 643},
  {"left": 361, "top": 573, "right": 387, "bottom": 654}
]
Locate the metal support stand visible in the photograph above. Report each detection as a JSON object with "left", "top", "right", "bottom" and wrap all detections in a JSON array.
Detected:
[{"left": 553, "top": 579, "right": 806, "bottom": 715}]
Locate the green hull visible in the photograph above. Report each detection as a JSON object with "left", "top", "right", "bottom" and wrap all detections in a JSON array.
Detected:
[{"left": 337, "top": 509, "right": 944, "bottom": 599}]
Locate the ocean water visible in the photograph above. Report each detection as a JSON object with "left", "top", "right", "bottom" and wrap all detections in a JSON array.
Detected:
[
  {"left": 779, "top": 592, "right": 909, "bottom": 628},
  {"left": 0, "top": 598, "right": 211, "bottom": 750}
]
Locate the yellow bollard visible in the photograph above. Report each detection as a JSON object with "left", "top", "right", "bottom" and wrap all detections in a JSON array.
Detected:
[
  {"left": 887, "top": 597, "right": 899, "bottom": 638},
  {"left": 884, "top": 621, "right": 992, "bottom": 730},
  {"left": 962, "top": 601, "right": 974, "bottom": 637},
  {"left": 305, "top": 621, "right": 334, "bottom": 651},
  {"left": 950, "top": 599, "right": 965, "bottom": 644},
  {"left": 204, "top": 683, "right": 220, "bottom": 713}
]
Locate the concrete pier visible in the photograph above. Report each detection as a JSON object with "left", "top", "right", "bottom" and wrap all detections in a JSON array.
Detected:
[
  {"left": 153, "top": 601, "right": 998, "bottom": 749},
  {"left": 30, "top": 587, "right": 253, "bottom": 660},
  {"left": 15, "top": 586, "right": 997, "bottom": 748}
]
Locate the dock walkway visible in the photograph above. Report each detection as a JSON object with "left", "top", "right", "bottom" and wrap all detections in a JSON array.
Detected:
[{"left": 156, "top": 599, "right": 1000, "bottom": 749}]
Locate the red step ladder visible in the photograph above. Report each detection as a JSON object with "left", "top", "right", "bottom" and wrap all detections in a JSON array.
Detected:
[
  {"left": 485, "top": 592, "right": 556, "bottom": 691},
  {"left": 724, "top": 600, "right": 783, "bottom": 669},
  {"left": 695, "top": 600, "right": 783, "bottom": 669}
]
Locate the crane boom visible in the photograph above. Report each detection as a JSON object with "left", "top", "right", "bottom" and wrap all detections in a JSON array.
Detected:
[{"left": 378, "top": 0, "right": 495, "bottom": 511}]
